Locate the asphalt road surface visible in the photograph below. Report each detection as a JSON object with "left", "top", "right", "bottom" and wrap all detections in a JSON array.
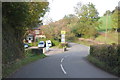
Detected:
[{"left": 10, "top": 43, "right": 118, "bottom": 78}]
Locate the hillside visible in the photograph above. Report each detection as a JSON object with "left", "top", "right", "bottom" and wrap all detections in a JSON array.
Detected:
[{"left": 98, "top": 15, "right": 113, "bottom": 31}]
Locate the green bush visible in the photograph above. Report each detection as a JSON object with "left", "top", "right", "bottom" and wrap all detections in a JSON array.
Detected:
[
  {"left": 28, "top": 42, "right": 38, "bottom": 47},
  {"left": 51, "top": 39, "right": 60, "bottom": 46},
  {"left": 90, "top": 44, "right": 120, "bottom": 76},
  {"left": 2, "top": 25, "right": 24, "bottom": 65}
]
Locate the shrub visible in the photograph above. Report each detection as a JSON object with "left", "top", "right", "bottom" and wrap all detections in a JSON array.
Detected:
[
  {"left": 28, "top": 42, "right": 38, "bottom": 47},
  {"left": 90, "top": 44, "right": 120, "bottom": 76},
  {"left": 50, "top": 39, "right": 60, "bottom": 46}
]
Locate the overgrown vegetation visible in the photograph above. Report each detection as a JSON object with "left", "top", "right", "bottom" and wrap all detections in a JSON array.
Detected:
[
  {"left": 88, "top": 44, "right": 120, "bottom": 76},
  {"left": 2, "top": 2, "right": 48, "bottom": 64},
  {"left": 2, "top": 2, "right": 49, "bottom": 77},
  {"left": 2, "top": 49, "right": 46, "bottom": 78}
]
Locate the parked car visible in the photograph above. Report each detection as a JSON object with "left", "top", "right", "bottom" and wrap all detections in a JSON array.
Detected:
[
  {"left": 38, "top": 41, "right": 45, "bottom": 48},
  {"left": 24, "top": 43, "right": 29, "bottom": 48},
  {"left": 46, "top": 40, "right": 52, "bottom": 47}
]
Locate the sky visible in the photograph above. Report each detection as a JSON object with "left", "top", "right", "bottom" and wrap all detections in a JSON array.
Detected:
[{"left": 42, "top": 0, "right": 120, "bottom": 25}]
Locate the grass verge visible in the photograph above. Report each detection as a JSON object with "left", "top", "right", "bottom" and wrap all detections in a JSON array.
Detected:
[
  {"left": 75, "top": 40, "right": 93, "bottom": 46},
  {"left": 2, "top": 53, "right": 46, "bottom": 78},
  {"left": 87, "top": 55, "right": 119, "bottom": 77},
  {"left": 94, "top": 32, "right": 118, "bottom": 44}
]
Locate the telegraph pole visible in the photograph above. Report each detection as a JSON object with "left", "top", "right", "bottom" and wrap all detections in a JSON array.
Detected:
[{"left": 105, "top": 12, "right": 108, "bottom": 44}]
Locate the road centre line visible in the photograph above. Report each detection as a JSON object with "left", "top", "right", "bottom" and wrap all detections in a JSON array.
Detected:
[
  {"left": 61, "top": 58, "right": 64, "bottom": 63},
  {"left": 60, "top": 64, "right": 67, "bottom": 74}
]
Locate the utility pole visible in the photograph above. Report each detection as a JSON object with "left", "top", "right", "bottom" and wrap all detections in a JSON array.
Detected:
[{"left": 105, "top": 12, "right": 108, "bottom": 44}]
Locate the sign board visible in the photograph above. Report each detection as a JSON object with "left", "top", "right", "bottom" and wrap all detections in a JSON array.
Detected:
[
  {"left": 61, "top": 30, "right": 66, "bottom": 43},
  {"left": 61, "top": 34, "right": 65, "bottom": 38},
  {"left": 61, "top": 31, "right": 66, "bottom": 34},
  {"left": 61, "top": 34, "right": 65, "bottom": 43}
]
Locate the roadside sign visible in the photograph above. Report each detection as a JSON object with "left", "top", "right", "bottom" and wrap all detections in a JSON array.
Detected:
[
  {"left": 61, "top": 34, "right": 65, "bottom": 43},
  {"left": 61, "top": 31, "right": 66, "bottom": 34},
  {"left": 61, "top": 34, "right": 65, "bottom": 38},
  {"left": 61, "top": 30, "right": 66, "bottom": 43}
]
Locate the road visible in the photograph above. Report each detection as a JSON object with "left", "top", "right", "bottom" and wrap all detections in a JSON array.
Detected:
[{"left": 9, "top": 43, "right": 118, "bottom": 78}]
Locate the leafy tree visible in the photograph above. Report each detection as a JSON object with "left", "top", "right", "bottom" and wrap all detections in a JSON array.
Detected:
[
  {"left": 3, "top": 2, "right": 49, "bottom": 38},
  {"left": 74, "top": 2, "right": 99, "bottom": 38},
  {"left": 75, "top": 2, "right": 99, "bottom": 24},
  {"left": 41, "top": 14, "right": 78, "bottom": 42},
  {"left": 63, "top": 14, "right": 78, "bottom": 25},
  {"left": 104, "top": 10, "right": 111, "bottom": 16},
  {"left": 111, "top": 6, "right": 120, "bottom": 32},
  {"left": 2, "top": 2, "right": 49, "bottom": 64}
]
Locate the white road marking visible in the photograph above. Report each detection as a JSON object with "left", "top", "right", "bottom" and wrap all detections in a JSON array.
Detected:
[
  {"left": 61, "top": 58, "right": 64, "bottom": 63},
  {"left": 60, "top": 64, "right": 67, "bottom": 74}
]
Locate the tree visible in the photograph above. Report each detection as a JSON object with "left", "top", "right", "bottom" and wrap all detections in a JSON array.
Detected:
[
  {"left": 26, "top": 2, "right": 49, "bottom": 28},
  {"left": 41, "top": 14, "right": 78, "bottom": 42},
  {"left": 111, "top": 6, "right": 120, "bottom": 32},
  {"left": 74, "top": 2, "right": 99, "bottom": 38},
  {"left": 104, "top": 10, "right": 111, "bottom": 16},
  {"left": 63, "top": 14, "right": 78, "bottom": 25},
  {"left": 3, "top": 2, "right": 49, "bottom": 38},
  {"left": 2, "top": 2, "right": 49, "bottom": 64}
]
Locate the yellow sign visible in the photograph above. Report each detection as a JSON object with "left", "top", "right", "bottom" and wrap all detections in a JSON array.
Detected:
[{"left": 61, "top": 31, "right": 66, "bottom": 34}]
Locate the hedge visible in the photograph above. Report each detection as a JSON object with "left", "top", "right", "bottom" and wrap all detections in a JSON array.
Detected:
[{"left": 90, "top": 44, "right": 120, "bottom": 76}]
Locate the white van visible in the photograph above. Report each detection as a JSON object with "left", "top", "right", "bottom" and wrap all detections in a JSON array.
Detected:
[{"left": 46, "top": 40, "right": 52, "bottom": 47}]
